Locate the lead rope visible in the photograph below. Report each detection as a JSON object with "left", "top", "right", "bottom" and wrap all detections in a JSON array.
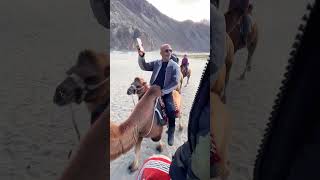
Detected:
[
  {"left": 70, "top": 104, "right": 81, "bottom": 141},
  {"left": 131, "top": 94, "right": 136, "bottom": 107},
  {"left": 143, "top": 97, "right": 159, "bottom": 137},
  {"left": 67, "top": 104, "right": 81, "bottom": 159}
]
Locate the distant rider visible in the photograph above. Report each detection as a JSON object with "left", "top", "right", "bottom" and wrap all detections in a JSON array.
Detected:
[{"left": 181, "top": 54, "right": 189, "bottom": 73}]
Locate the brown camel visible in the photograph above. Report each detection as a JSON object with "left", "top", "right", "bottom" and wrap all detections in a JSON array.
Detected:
[
  {"left": 127, "top": 77, "right": 183, "bottom": 130},
  {"left": 225, "top": 6, "right": 259, "bottom": 80},
  {"left": 180, "top": 65, "right": 191, "bottom": 87},
  {"left": 212, "top": 34, "right": 235, "bottom": 103},
  {"left": 111, "top": 85, "right": 181, "bottom": 172},
  {"left": 211, "top": 88, "right": 232, "bottom": 180},
  {"left": 53, "top": 49, "right": 109, "bottom": 120},
  {"left": 53, "top": 49, "right": 109, "bottom": 158},
  {"left": 127, "top": 77, "right": 149, "bottom": 100},
  {"left": 55, "top": 49, "right": 109, "bottom": 179}
]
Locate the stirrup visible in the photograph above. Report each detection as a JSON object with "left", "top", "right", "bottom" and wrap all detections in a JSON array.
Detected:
[{"left": 154, "top": 97, "right": 168, "bottom": 126}]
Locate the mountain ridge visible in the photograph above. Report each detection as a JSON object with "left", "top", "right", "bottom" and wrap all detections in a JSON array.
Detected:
[{"left": 110, "top": 0, "right": 210, "bottom": 52}]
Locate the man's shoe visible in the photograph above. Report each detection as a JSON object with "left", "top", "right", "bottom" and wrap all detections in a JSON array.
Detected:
[{"left": 168, "top": 127, "right": 175, "bottom": 146}]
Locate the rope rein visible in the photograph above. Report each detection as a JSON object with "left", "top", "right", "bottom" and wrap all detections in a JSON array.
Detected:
[
  {"left": 70, "top": 104, "right": 81, "bottom": 141},
  {"left": 67, "top": 104, "right": 81, "bottom": 159},
  {"left": 143, "top": 97, "right": 159, "bottom": 137},
  {"left": 131, "top": 94, "right": 136, "bottom": 106}
]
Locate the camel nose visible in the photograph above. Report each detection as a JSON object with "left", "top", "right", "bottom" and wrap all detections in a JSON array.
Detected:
[
  {"left": 54, "top": 87, "right": 68, "bottom": 105},
  {"left": 127, "top": 86, "right": 135, "bottom": 95},
  {"left": 127, "top": 88, "right": 132, "bottom": 95}
]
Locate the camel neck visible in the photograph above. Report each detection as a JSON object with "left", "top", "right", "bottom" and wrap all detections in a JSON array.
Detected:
[
  {"left": 110, "top": 121, "right": 140, "bottom": 160},
  {"left": 110, "top": 88, "right": 159, "bottom": 160},
  {"left": 86, "top": 87, "right": 108, "bottom": 107},
  {"left": 138, "top": 85, "right": 149, "bottom": 100},
  {"left": 86, "top": 91, "right": 109, "bottom": 124},
  {"left": 90, "top": 97, "right": 109, "bottom": 125}
]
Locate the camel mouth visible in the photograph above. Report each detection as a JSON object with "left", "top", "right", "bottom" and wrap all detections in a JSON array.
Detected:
[
  {"left": 54, "top": 87, "right": 75, "bottom": 106},
  {"left": 53, "top": 79, "right": 83, "bottom": 106},
  {"left": 127, "top": 88, "right": 134, "bottom": 95},
  {"left": 127, "top": 85, "right": 137, "bottom": 95}
]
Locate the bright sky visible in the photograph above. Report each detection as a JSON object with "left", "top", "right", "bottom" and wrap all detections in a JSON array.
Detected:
[{"left": 146, "top": 0, "right": 210, "bottom": 22}]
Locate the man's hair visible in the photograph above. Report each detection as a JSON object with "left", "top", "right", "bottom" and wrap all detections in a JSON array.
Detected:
[{"left": 160, "top": 44, "right": 172, "bottom": 51}]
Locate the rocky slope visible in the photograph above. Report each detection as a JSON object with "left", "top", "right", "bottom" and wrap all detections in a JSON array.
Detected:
[{"left": 110, "top": 0, "right": 210, "bottom": 52}]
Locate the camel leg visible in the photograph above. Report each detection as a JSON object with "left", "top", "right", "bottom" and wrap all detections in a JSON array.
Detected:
[
  {"left": 239, "top": 48, "right": 253, "bottom": 80},
  {"left": 178, "top": 117, "right": 183, "bottom": 131},
  {"left": 240, "top": 33, "right": 257, "bottom": 80},
  {"left": 247, "top": 40, "right": 257, "bottom": 73},
  {"left": 222, "top": 85, "right": 227, "bottom": 104},
  {"left": 184, "top": 80, "right": 188, "bottom": 87},
  {"left": 186, "top": 76, "right": 190, "bottom": 86},
  {"left": 181, "top": 79, "right": 184, "bottom": 89},
  {"left": 128, "top": 137, "right": 143, "bottom": 172},
  {"left": 156, "top": 140, "right": 164, "bottom": 153},
  {"left": 246, "top": 54, "right": 253, "bottom": 72},
  {"left": 222, "top": 64, "right": 232, "bottom": 104}
]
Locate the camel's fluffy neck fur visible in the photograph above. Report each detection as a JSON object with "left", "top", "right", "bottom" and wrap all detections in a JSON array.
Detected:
[{"left": 110, "top": 86, "right": 161, "bottom": 160}]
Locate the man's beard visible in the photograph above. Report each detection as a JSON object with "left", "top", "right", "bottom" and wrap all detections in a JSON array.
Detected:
[{"left": 162, "top": 56, "right": 171, "bottom": 61}]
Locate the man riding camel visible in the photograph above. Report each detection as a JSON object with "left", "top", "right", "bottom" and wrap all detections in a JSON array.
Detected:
[
  {"left": 137, "top": 44, "right": 180, "bottom": 146},
  {"left": 229, "top": 0, "right": 254, "bottom": 45}
]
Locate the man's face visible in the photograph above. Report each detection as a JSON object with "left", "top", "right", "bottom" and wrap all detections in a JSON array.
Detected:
[{"left": 160, "top": 45, "right": 172, "bottom": 61}]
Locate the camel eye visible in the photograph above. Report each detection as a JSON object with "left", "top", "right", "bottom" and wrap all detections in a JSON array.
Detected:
[{"left": 136, "top": 85, "right": 141, "bottom": 88}]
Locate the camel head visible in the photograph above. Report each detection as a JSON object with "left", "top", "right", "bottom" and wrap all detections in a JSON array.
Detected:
[
  {"left": 54, "top": 49, "right": 110, "bottom": 106},
  {"left": 127, "top": 77, "right": 148, "bottom": 97}
]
